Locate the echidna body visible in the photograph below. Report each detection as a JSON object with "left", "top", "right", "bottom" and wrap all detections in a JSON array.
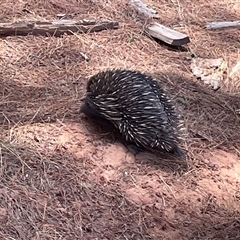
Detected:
[{"left": 80, "top": 69, "right": 184, "bottom": 156}]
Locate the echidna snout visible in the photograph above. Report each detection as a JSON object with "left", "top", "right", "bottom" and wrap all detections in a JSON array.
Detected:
[
  {"left": 80, "top": 69, "right": 185, "bottom": 156},
  {"left": 80, "top": 95, "right": 100, "bottom": 119}
]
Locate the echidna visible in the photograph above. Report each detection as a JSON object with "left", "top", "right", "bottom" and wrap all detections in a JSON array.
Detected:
[{"left": 80, "top": 69, "right": 185, "bottom": 156}]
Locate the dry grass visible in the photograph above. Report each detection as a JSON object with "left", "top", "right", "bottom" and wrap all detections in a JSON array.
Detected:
[
  {"left": 0, "top": 142, "right": 155, "bottom": 239},
  {"left": 0, "top": 0, "right": 240, "bottom": 239}
]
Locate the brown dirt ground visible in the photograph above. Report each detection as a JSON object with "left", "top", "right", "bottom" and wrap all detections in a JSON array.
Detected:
[{"left": 0, "top": 0, "right": 240, "bottom": 239}]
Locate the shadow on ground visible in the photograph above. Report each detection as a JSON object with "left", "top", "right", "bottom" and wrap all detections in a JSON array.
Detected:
[{"left": 0, "top": 138, "right": 240, "bottom": 240}]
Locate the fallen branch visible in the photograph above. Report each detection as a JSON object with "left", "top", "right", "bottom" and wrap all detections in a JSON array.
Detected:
[
  {"left": 0, "top": 19, "right": 119, "bottom": 37},
  {"left": 205, "top": 21, "right": 240, "bottom": 30},
  {"left": 129, "top": 0, "right": 158, "bottom": 18},
  {"left": 145, "top": 22, "right": 190, "bottom": 46}
]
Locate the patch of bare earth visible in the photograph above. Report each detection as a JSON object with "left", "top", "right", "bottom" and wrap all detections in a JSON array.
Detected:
[{"left": 0, "top": 0, "right": 240, "bottom": 239}]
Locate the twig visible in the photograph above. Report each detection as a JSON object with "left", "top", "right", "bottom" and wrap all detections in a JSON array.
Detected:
[
  {"left": 205, "top": 21, "right": 240, "bottom": 30},
  {"left": 0, "top": 19, "right": 119, "bottom": 37}
]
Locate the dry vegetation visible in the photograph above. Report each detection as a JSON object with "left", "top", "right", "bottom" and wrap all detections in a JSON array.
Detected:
[{"left": 0, "top": 0, "right": 240, "bottom": 239}]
